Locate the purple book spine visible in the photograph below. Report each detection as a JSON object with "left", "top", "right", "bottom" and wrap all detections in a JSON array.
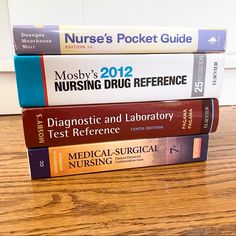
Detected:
[{"left": 28, "top": 134, "right": 209, "bottom": 179}]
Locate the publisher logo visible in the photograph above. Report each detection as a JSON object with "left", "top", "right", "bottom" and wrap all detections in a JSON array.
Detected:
[{"left": 208, "top": 37, "right": 217, "bottom": 45}]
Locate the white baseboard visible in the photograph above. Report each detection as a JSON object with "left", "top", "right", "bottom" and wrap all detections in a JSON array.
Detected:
[
  {"left": 219, "top": 68, "right": 236, "bottom": 105},
  {"left": 0, "top": 72, "right": 21, "bottom": 114}
]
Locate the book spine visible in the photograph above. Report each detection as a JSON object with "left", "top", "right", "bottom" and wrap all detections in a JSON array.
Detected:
[
  {"left": 28, "top": 134, "right": 209, "bottom": 179},
  {"left": 22, "top": 99, "right": 218, "bottom": 148},
  {"left": 13, "top": 25, "right": 226, "bottom": 54},
  {"left": 14, "top": 53, "right": 225, "bottom": 107}
]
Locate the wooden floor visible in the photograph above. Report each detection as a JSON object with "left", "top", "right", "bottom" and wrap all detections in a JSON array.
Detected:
[{"left": 0, "top": 106, "right": 235, "bottom": 235}]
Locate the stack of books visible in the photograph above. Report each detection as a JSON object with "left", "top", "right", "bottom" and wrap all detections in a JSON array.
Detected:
[{"left": 13, "top": 25, "right": 226, "bottom": 179}]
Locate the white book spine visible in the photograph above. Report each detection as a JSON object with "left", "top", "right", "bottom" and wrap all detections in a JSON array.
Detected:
[{"left": 14, "top": 53, "right": 225, "bottom": 107}]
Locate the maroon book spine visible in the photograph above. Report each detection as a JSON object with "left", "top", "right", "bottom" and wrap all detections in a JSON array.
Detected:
[{"left": 22, "top": 98, "right": 219, "bottom": 148}]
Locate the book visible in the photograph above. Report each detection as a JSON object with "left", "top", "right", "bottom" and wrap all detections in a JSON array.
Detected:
[
  {"left": 14, "top": 53, "right": 224, "bottom": 107},
  {"left": 13, "top": 25, "right": 227, "bottom": 54},
  {"left": 22, "top": 99, "right": 218, "bottom": 148},
  {"left": 28, "top": 134, "right": 209, "bottom": 179}
]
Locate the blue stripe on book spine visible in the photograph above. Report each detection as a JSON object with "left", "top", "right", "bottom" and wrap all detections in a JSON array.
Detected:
[
  {"left": 210, "top": 98, "right": 214, "bottom": 133},
  {"left": 14, "top": 55, "right": 46, "bottom": 107}
]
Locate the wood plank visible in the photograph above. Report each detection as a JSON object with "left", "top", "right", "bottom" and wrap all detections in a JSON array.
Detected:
[{"left": 0, "top": 106, "right": 235, "bottom": 235}]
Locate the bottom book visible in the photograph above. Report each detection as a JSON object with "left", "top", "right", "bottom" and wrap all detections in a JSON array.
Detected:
[{"left": 28, "top": 134, "right": 209, "bottom": 179}]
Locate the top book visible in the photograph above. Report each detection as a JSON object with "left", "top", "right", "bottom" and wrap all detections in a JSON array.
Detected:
[{"left": 13, "top": 25, "right": 227, "bottom": 55}]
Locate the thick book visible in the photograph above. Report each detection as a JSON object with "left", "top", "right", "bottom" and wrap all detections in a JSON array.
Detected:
[
  {"left": 28, "top": 134, "right": 209, "bottom": 179},
  {"left": 13, "top": 25, "right": 226, "bottom": 54},
  {"left": 22, "top": 99, "right": 218, "bottom": 148},
  {"left": 14, "top": 53, "right": 224, "bottom": 107}
]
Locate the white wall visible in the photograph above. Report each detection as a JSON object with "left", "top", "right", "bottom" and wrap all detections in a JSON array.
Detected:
[
  {"left": 0, "top": 0, "right": 13, "bottom": 58},
  {"left": 1, "top": 0, "right": 236, "bottom": 114},
  {"left": 0, "top": 0, "right": 20, "bottom": 114}
]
